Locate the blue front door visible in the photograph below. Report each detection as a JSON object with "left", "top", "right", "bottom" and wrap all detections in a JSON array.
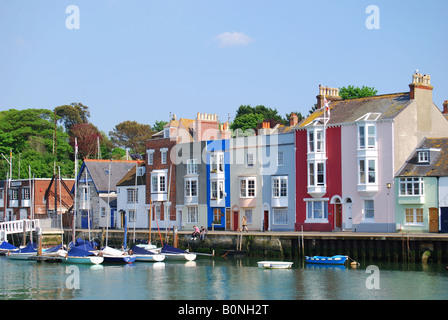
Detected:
[
  {"left": 441, "top": 207, "right": 448, "bottom": 233},
  {"left": 110, "top": 209, "right": 116, "bottom": 229}
]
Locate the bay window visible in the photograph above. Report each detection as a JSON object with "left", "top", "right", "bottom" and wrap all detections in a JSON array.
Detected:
[{"left": 240, "top": 177, "right": 256, "bottom": 198}]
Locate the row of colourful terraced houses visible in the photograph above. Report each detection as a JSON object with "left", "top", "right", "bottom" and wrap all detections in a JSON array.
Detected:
[{"left": 81, "top": 72, "right": 448, "bottom": 234}]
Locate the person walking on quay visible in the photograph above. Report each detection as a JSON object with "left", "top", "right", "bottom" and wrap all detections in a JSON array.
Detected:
[
  {"left": 242, "top": 216, "right": 248, "bottom": 232},
  {"left": 200, "top": 226, "right": 206, "bottom": 241}
]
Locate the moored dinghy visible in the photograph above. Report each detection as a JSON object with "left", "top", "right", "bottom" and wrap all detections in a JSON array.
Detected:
[
  {"left": 100, "top": 246, "right": 136, "bottom": 264},
  {"left": 257, "top": 261, "right": 294, "bottom": 269},
  {"left": 64, "top": 247, "right": 104, "bottom": 265},
  {"left": 130, "top": 245, "right": 165, "bottom": 262},
  {"left": 0, "top": 241, "right": 18, "bottom": 255},
  {"left": 157, "top": 244, "right": 196, "bottom": 261},
  {"left": 7, "top": 242, "right": 37, "bottom": 260},
  {"left": 305, "top": 255, "right": 348, "bottom": 265}
]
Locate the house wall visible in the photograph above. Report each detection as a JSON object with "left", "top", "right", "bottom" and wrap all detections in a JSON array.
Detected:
[
  {"left": 116, "top": 184, "right": 148, "bottom": 229},
  {"left": 395, "top": 177, "right": 438, "bottom": 233},
  {"left": 145, "top": 137, "right": 177, "bottom": 230},
  {"left": 175, "top": 141, "right": 208, "bottom": 231},
  {"left": 262, "top": 132, "right": 295, "bottom": 231},
  {"left": 230, "top": 135, "right": 262, "bottom": 231},
  {"left": 206, "top": 139, "right": 230, "bottom": 230},
  {"left": 341, "top": 122, "right": 395, "bottom": 232}
]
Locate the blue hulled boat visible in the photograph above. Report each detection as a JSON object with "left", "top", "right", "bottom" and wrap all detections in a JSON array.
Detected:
[{"left": 305, "top": 255, "right": 348, "bottom": 265}]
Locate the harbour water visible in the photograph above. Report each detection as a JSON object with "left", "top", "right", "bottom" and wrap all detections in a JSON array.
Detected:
[{"left": 1, "top": 255, "right": 447, "bottom": 301}]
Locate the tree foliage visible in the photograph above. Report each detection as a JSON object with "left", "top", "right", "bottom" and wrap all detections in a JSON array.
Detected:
[
  {"left": 54, "top": 102, "right": 90, "bottom": 132},
  {"left": 70, "top": 123, "right": 102, "bottom": 159},
  {"left": 339, "top": 85, "right": 378, "bottom": 100},
  {"left": 0, "top": 109, "right": 74, "bottom": 179},
  {"left": 109, "top": 120, "right": 154, "bottom": 155}
]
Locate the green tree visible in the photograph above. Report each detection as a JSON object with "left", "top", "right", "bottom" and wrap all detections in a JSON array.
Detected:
[
  {"left": 152, "top": 120, "right": 168, "bottom": 133},
  {"left": 230, "top": 105, "right": 284, "bottom": 132},
  {"left": 54, "top": 103, "right": 90, "bottom": 132},
  {"left": 339, "top": 85, "right": 378, "bottom": 100},
  {"left": 109, "top": 121, "right": 154, "bottom": 155}
]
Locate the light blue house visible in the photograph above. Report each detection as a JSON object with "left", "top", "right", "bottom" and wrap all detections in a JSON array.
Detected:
[
  {"left": 206, "top": 139, "right": 231, "bottom": 230},
  {"left": 260, "top": 128, "right": 296, "bottom": 231}
]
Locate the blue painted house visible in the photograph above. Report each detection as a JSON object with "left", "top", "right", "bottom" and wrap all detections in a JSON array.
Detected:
[
  {"left": 206, "top": 139, "right": 231, "bottom": 230},
  {"left": 260, "top": 124, "right": 296, "bottom": 231}
]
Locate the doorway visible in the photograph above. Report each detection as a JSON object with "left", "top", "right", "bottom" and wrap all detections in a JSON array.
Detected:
[
  {"left": 335, "top": 203, "right": 342, "bottom": 229},
  {"left": 441, "top": 208, "right": 448, "bottom": 233},
  {"left": 429, "top": 207, "right": 439, "bottom": 233},
  {"left": 226, "top": 208, "right": 231, "bottom": 230},
  {"left": 344, "top": 198, "right": 353, "bottom": 230},
  {"left": 264, "top": 210, "right": 269, "bottom": 231},
  {"left": 233, "top": 210, "right": 239, "bottom": 231}
]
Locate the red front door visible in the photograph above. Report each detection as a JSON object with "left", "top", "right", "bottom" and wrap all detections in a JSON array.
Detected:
[
  {"left": 233, "top": 211, "right": 239, "bottom": 231},
  {"left": 264, "top": 211, "right": 269, "bottom": 231}
]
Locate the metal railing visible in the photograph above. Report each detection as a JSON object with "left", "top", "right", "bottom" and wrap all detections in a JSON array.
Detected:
[{"left": 0, "top": 219, "right": 41, "bottom": 242}]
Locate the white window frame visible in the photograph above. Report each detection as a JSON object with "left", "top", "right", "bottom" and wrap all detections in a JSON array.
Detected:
[
  {"left": 240, "top": 177, "right": 256, "bottom": 198},
  {"left": 399, "top": 177, "right": 424, "bottom": 196},
  {"left": 127, "top": 188, "right": 138, "bottom": 203},
  {"left": 358, "top": 123, "right": 376, "bottom": 150},
  {"left": 272, "top": 176, "right": 288, "bottom": 198},
  {"left": 308, "top": 128, "right": 325, "bottom": 153},
  {"left": 363, "top": 199, "right": 375, "bottom": 220},
  {"left": 308, "top": 161, "right": 325, "bottom": 187},
  {"left": 210, "top": 152, "right": 224, "bottom": 173},
  {"left": 244, "top": 209, "right": 253, "bottom": 224},
  {"left": 273, "top": 208, "right": 288, "bottom": 225},
  {"left": 187, "top": 206, "right": 198, "bottom": 223},
  {"left": 404, "top": 208, "right": 424, "bottom": 225},
  {"left": 151, "top": 172, "right": 167, "bottom": 193},
  {"left": 185, "top": 178, "right": 198, "bottom": 197},
  {"left": 277, "top": 151, "right": 284, "bottom": 166},
  {"left": 306, "top": 200, "right": 328, "bottom": 222},
  {"left": 128, "top": 209, "right": 136, "bottom": 222},
  {"left": 187, "top": 159, "right": 198, "bottom": 175},
  {"left": 21, "top": 187, "right": 30, "bottom": 200},
  {"left": 160, "top": 148, "right": 168, "bottom": 164},
  {"left": 147, "top": 149, "right": 155, "bottom": 165},
  {"left": 418, "top": 151, "right": 429, "bottom": 163},
  {"left": 246, "top": 153, "right": 254, "bottom": 167},
  {"left": 358, "top": 158, "right": 377, "bottom": 185}
]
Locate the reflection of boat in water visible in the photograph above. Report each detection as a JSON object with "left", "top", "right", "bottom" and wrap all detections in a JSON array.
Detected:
[
  {"left": 305, "top": 255, "right": 348, "bottom": 265},
  {"left": 7, "top": 242, "right": 37, "bottom": 260},
  {"left": 257, "top": 261, "right": 294, "bottom": 269},
  {"left": 131, "top": 245, "right": 165, "bottom": 262}
]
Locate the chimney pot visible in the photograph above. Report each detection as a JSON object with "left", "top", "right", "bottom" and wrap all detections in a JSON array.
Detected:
[
  {"left": 290, "top": 113, "right": 298, "bottom": 127},
  {"left": 443, "top": 100, "right": 448, "bottom": 115}
]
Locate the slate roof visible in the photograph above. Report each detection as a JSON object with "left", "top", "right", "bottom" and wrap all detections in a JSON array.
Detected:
[
  {"left": 299, "top": 92, "right": 413, "bottom": 127},
  {"left": 116, "top": 162, "right": 146, "bottom": 187},
  {"left": 81, "top": 159, "right": 139, "bottom": 192},
  {"left": 396, "top": 138, "right": 448, "bottom": 177}
]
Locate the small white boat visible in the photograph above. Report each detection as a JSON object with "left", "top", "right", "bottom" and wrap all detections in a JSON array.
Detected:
[
  {"left": 0, "top": 241, "right": 18, "bottom": 255},
  {"left": 257, "top": 261, "right": 294, "bottom": 269},
  {"left": 151, "top": 244, "right": 196, "bottom": 261},
  {"left": 42, "top": 244, "right": 67, "bottom": 257},
  {"left": 100, "top": 246, "right": 136, "bottom": 264},
  {"left": 7, "top": 242, "right": 37, "bottom": 260},
  {"left": 63, "top": 246, "right": 103, "bottom": 265},
  {"left": 131, "top": 245, "right": 165, "bottom": 262}
]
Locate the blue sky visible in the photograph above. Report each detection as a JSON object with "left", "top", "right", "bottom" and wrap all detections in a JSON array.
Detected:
[{"left": 1, "top": 0, "right": 447, "bottom": 134}]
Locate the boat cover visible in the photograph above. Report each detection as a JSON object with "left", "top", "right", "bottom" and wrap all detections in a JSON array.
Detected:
[
  {"left": 101, "top": 246, "right": 126, "bottom": 256},
  {"left": 67, "top": 247, "right": 95, "bottom": 257},
  {"left": 72, "top": 238, "right": 97, "bottom": 251},
  {"left": 0, "top": 241, "right": 18, "bottom": 251},
  {"left": 131, "top": 245, "right": 155, "bottom": 255},
  {"left": 17, "top": 242, "right": 37, "bottom": 253},
  {"left": 161, "top": 244, "right": 187, "bottom": 254},
  {"left": 45, "top": 244, "right": 64, "bottom": 253}
]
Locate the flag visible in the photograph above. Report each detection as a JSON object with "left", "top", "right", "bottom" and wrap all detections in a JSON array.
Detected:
[
  {"left": 324, "top": 96, "right": 331, "bottom": 117},
  {"left": 75, "top": 138, "right": 78, "bottom": 155}
]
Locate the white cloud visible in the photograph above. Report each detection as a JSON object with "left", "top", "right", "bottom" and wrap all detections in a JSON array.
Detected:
[{"left": 214, "top": 31, "right": 254, "bottom": 48}]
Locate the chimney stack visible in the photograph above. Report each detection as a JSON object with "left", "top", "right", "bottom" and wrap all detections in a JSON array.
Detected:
[
  {"left": 409, "top": 72, "right": 433, "bottom": 100},
  {"left": 316, "top": 85, "right": 341, "bottom": 109},
  {"left": 443, "top": 100, "right": 448, "bottom": 115},
  {"left": 290, "top": 113, "right": 298, "bottom": 127}
]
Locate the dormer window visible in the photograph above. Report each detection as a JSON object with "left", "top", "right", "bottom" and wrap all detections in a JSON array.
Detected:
[
  {"left": 418, "top": 151, "right": 429, "bottom": 163},
  {"left": 164, "top": 128, "right": 170, "bottom": 138}
]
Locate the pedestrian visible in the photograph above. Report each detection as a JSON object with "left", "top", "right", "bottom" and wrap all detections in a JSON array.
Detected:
[
  {"left": 191, "top": 225, "right": 200, "bottom": 240},
  {"left": 242, "top": 216, "right": 248, "bottom": 232},
  {"left": 200, "top": 226, "right": 206, "bottom": 241}
]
